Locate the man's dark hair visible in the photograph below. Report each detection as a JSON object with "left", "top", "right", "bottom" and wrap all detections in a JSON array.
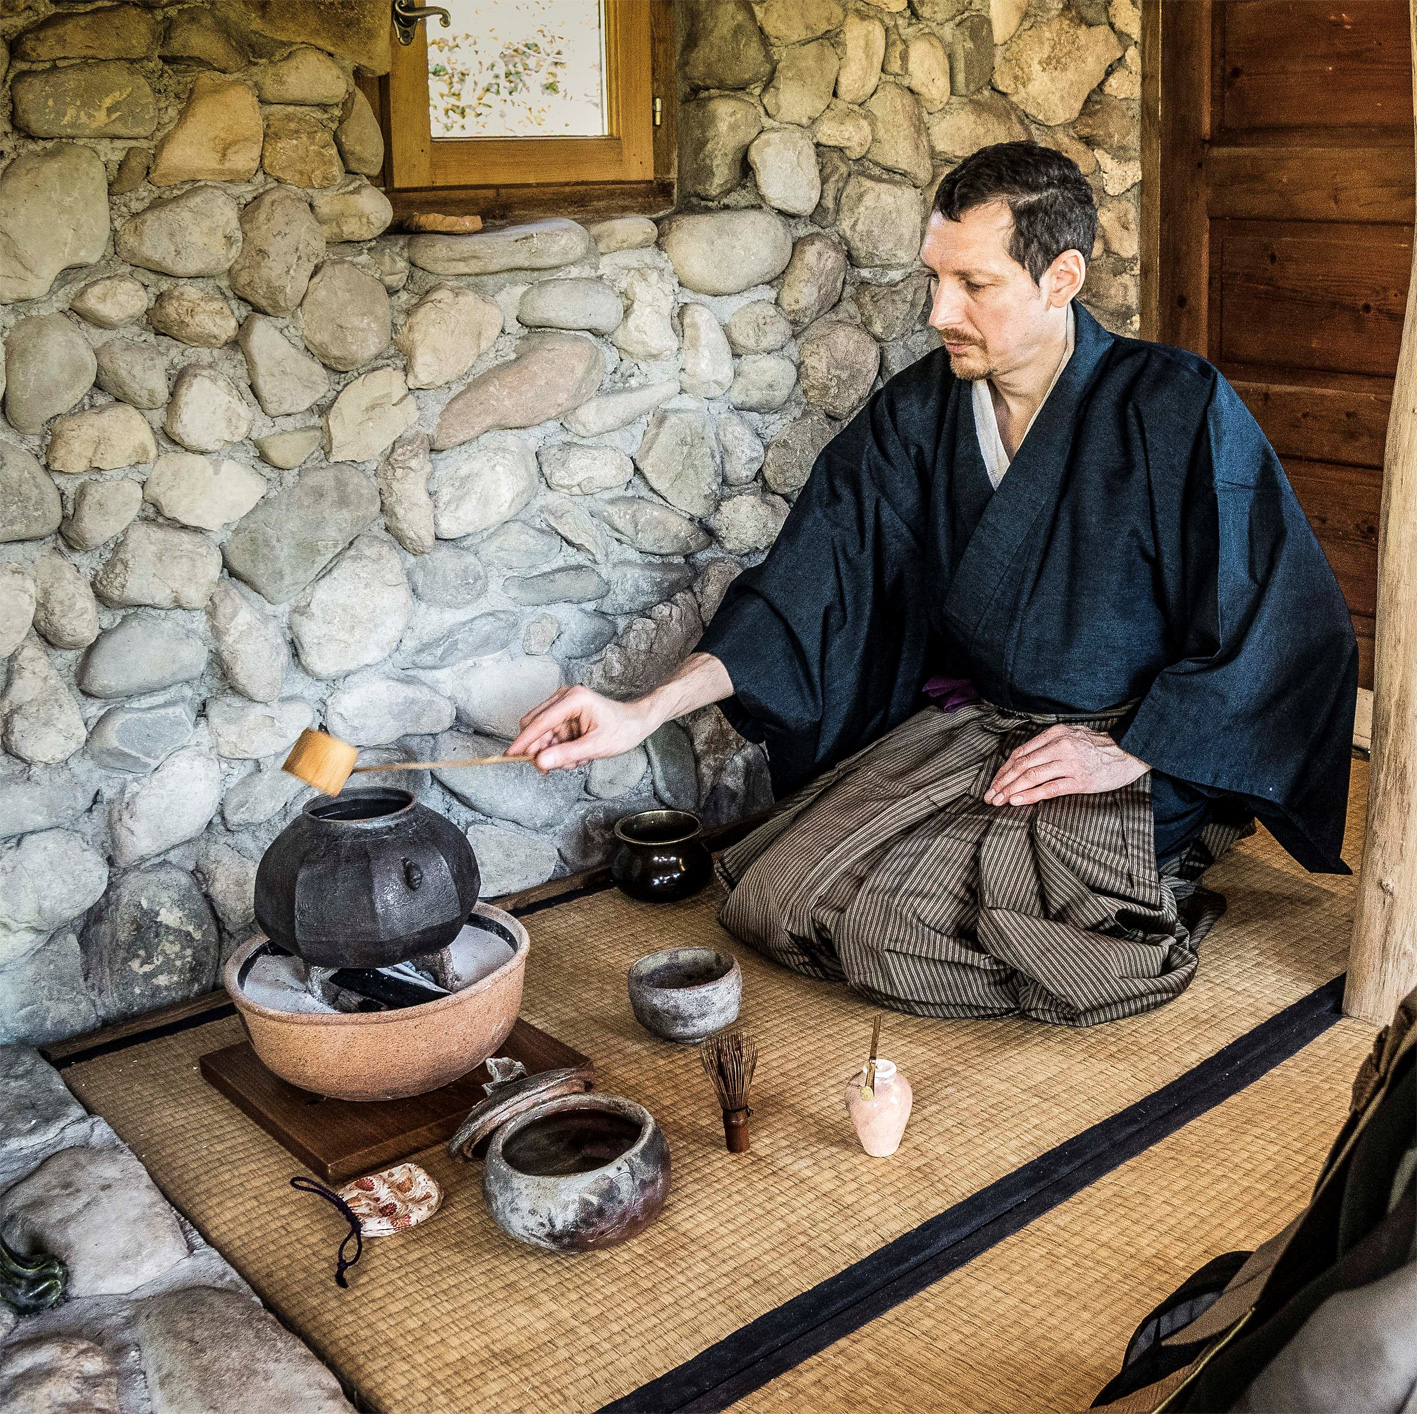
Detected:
[{"left": 932, "top": 142, "right": 1097, "bottom": 282}]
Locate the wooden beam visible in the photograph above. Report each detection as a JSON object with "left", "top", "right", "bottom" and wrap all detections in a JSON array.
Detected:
[{"left": 1345, "top": 1, "right": 1417, "bottom": 1024}]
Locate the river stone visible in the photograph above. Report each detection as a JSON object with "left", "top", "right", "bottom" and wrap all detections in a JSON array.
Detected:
[
  {"left": 0, "top": 930, "right": 101, "bottom": 1046},
  {"left": 948, "top": 13, "right": 995, "bottom": 95},
  {"left": 726, "top": 301, "right": 792, "bottom": 354},
  {"left": 762, "top": 40, "right": 839, "bottom": 126},
  {"left": 728, "top": 355, "right": 798, "bottom": 413},
  {"left": 661, "top": 210, "right": 793, "bottom": 296},
  {"left": 799, "top": 320, "right": 881, "bottom": 418},
  {"left": 434, "top": 333, "right": 604, "bottom": 450},
  {"left": 194, "top": 836, "right": 257, "bottom": 937},
  {"left": 1, "top": 639, "right": 85, "bottom": 765},
  {"left": 682, "top": 0, "right": 773, "bottom": 89},
  {"left": 779, "top": 233, "right": 847, "bottom": 329},
  {"left": 83, "top": 862, "right": 219, "bottom": 1013},
  {"left": 839, "top": 11, "right": 886, "bottom": 103},
  {"left": 1076, "top": 92, "right": 1140, "bottom": 161},
  {"left": 143, "top": 453, "right": 266, "bottom": 531},
  {"left": 238, "top": 314, "right": 329, "bottom": 417},
  {"left": 587, "top": 747, "right": 648, "bottom": 800},
  {"left": 95, "top": 339, "right": 170, "bottom": 409},
  {"left": 839, "top": 172, "right": 926, "bottom": 267},
  {"left": 403, "top": 610, "right": 520, "bottom": 669},
  {"left": 71, "top": 275, "right": 147, "bottom": 329},
  {"left": 207, "top": 696, "right": 312, "bottom": 758},
  {"left": 680, "top": 302, "right": 734, "bottom": 398},
  {"left": 94, "top": 522, "right": 221, "bottom": 610},
  {"left": 77, "top": 615, "right": 207, "bottom": 698},
  {"left": 289, "top": 534, "right": 411, "bottom": 678},
  {"left": 88, "top": 699, "right": 194, "bottom": 772},
  {"left": 206, "top": 580, "right": 286, "bottom": 701},
  {"left": 864, "top": 83, "right": 933, "bottom": 185},
  {"left": 602, "top": 561, "right": 696, "bottom": 614},
  {"left": 598, "top": 495, "right": 711, "bottom": 555},
  {"left": 324, "top": 367, "right": 417, "bottom": 463},
  {"left": 11, "top": 61, "right": 156, "bottom": 139},
  {"left": 718, "top": 413, "right": 765, "bottom": 485},
  {"left": 4, "top": 314, "right": 95, "bottom": 434},
  {"left": 587, "top": 591, "right": 703, "bottom": 699},
  {"left": 164, "top": 365, "right": 253, "bottom": 452},
  {"left": 855, "top": 270, "right": 932, "bottom": 340},
  {"left": 540, "top": 443, "right": 632, "bottom": 496},
  {"left": 227, "top": 187, "right": 325, "bottom": 317},
  {"left": 109, "top": 744, "right": 222, "bottom": 866},
  {"left": 0, "top": 1146, "right": 187, "bottom": 1298},
  {"left": 0, "top": 145, "right": 109, "bottom": 305},
  {"left": 562, "top": 380, "right": 677, "bottom": 437},
  {"left": 110, "top": 144, "right": 150, "bottom": 194},
  {"left": 760, "top": 0, "right": 844, "bottom": 42},
  {"left": 538, "top": 498, "right": 608, "bottom": 559},
  {"left": 635, "top": 409, "right": 722, "bottom": 516},
  {"left": 0, "top": 444, "right": 60, "bottom": 543},
  {"left": 262, "top": 106, "right": 343, "bottom": 188},
  {"left": 466, "top": 822, "right": 560, "bottom": 896},
  {"left": 16, "top": 4, "right": 156, "bottom": 59},
  {"left": 697, "top": 559, "right": 743, "bottom": 622},
  {"left": 1098, "top": 196, "right": 1139, "bottom": 260},
  {"left": 588, "top": 216, "right": 658, "bottom": 253},
  {"left": 47, "top": 404, "right": 156, "bottom": 474},
  {"left": 552, "top": 606, "right": 616, "bottom": 658},
  {"left": 764, "top": 409, "right": 837, "bottom": 494},
  {"left": 927, "top": 93, "right": 1032, "bottom": 159},
  {"left": 433, "top": 437, "right": 538, "bottom": 538},
  {"left": 148, "top": 285, "right": 238, "bottom": 347},
  {"left": 311, "top": 182, "right": 392, "bottom": 242},
  {"left": 434, "top": 729, "right": 583, "bottom": 830},
  {"left": 160, "top": 6, "right": 248, "bottom": 71},
  {"left": 903, "top": 31, "right": 953, "bottom": 110},
  {"left": 814, "top": 146, "right": 852, "bottom": 226},
  {"left": 255, "top": 427, "right": 322, "bottom": 469},
  {"left": 407, "top": 217, "right": 593, "bottom": 275},
  {"left": 223, "top": 463, "right": 378, "bottom": 603},
  {"left": 0, "top": 830, "right": 107, "bottom": 965},
  {"left": 325, "top": 677, "right": 453, "bottom": 746},
  {"left": 254, "top": 46, "right": 348, "bottom": 104},
  {"left": 0, "top": 771, "right": 94, "bottom": 843},
  {"left": 336, "top": 87, "right": 384, "bottom": 176},
  {"left": 222, "top": 764, "right": 306, "bottom": 829},
  {"left": 30, "top": 552, "right": 99, "bottom": 650},
  {"left": 235, "top": 0, "right": 390, "bottom": 72},
  {"left": 300, "top": 259, "right": 390, "bottom": 370},
  {"left": 518, "top": 278, "right": 623, "bottom": 336},
  {"left": 710, "top": 492, "right": 790, "bottom": 553},
  {"left": 679, "top": 96, "right": 762, "bottom": 200},
  {"left": 117, "top": 184, "right": 242, "bottom": 276},
  {"left": 503, "top": 567, "right": 609, "bottom": 606},
  {"left": 646, "top": 719, "right": 699, "bottom": 808},
  {"left": 523, "top": 614, "right": 559, "bottom": 655},
  {"left": 395, "top": 284, "right": 501, "bottom": 390},
  {"left": 424, "top": 654, "right": 563, "bottom": 738},
  {"left": 378, "top": 431, "right": 435, "bottom": 555},
  {"left": 407, "top": 545, "right": 487, "bottom": 606},
  {"left": 0, "top": 566, "right": 34, "bottom": 658},
  {"left": 813, "top": 100, "right": 873, "bottom": 160},
  {"left": 994, "top": 13, "right": 1124, "bottom": 125},
  {"left": 62, "top": 478, "right": 143, "bottom": 551},
  {"left": 148, "top": 73, "right": 261, "bottom": 186}
]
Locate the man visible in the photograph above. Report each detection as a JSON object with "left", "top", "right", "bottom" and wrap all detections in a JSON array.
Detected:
[{"left": 510, "top": 143, "right": 1357, "bottom": 1027}]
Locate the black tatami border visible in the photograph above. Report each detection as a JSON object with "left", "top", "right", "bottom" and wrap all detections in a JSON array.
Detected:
[{"left": 603, "top": 973, "right": 1348, "bottom": 1414}]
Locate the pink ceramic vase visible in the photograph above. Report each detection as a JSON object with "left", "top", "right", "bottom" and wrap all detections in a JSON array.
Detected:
[{"left": 844, "top": 1059, "right": 913, "bottom": 1157}]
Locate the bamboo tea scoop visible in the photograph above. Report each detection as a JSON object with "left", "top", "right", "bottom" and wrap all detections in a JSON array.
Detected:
[{"left": 282, "top": 728, "right": 532, "bottom": 797}]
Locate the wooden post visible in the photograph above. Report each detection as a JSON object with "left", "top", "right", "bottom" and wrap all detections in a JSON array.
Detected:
[{"left": 1346, "top": 2, "right": 1417, "bottom": 1025}]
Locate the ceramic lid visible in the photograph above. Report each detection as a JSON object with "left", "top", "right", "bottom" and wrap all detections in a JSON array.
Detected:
[{"left": 447, "top": 1065, "right": 594, "bottom": 1161}]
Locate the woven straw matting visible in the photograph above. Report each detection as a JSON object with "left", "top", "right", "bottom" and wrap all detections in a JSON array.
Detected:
[
  {"left": 63, "top": 765, "right": 1369, "bottom": 1414},
  {"left": 733, "top": 1017, "right": 1377, "bottom": 1414}
]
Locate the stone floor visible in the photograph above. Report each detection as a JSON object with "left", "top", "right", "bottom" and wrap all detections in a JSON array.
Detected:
[{"left": 0, "top": 1044, "right": 350, "bottom": 1412}]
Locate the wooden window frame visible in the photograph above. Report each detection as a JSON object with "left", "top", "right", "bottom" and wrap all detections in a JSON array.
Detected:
[{"left": 363, "top": 0, "right": 677, "bottom": 230}]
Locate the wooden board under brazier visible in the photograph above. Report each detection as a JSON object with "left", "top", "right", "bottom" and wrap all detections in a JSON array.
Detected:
[{"left": 200, "top": 1020, "right": 592, "bottom": 1183}]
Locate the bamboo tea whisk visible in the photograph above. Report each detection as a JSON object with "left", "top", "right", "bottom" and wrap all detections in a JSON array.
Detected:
[
  {"left": 282, "top": 728, "right": 532, "bottom": 797},
  {"left": 701, "top": 1028, "right": 758, "bottom": 1154},
  {"left": 860, "top": 1014, "right": 883, "bottom": 1101}
]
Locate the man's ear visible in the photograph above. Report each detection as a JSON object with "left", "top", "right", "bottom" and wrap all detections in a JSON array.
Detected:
[{"left": 1044, "top": 249, "right": 1087, "bottom": 307}]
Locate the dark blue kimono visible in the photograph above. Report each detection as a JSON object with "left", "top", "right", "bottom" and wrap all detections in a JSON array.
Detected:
[{"left": 697, "top": 303, "right": 1358, "bottom": 874}]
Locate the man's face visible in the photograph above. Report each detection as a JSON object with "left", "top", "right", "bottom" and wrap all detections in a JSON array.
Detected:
[{"left": 920, "top": 201, "right": 1075, "bottom": 381}]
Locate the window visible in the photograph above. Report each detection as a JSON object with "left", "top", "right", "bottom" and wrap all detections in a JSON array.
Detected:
[{"left": 372, "top": 0, "right": 675, "bottom": 225}]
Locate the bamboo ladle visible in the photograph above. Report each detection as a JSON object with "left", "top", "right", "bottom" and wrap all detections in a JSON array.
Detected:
[{"left": 281, "top": 728, "right": 532, "bottom": 797}]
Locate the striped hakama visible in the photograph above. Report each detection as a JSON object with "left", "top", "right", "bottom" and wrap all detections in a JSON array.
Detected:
[{"left": 717, "top": 703, "right": 1249, "bottom": 1028}]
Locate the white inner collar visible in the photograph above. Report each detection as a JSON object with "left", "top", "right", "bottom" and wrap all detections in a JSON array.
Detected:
[{"left": 971, "top": 303, "right": 1076, "bottom": 490}]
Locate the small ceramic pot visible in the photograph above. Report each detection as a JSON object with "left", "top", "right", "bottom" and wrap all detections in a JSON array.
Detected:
[
  {"left": 627, "top": 946, "right": 741, "bottom": 1044},
  {"left": 610, "top": 809, "right": 713, "bottom": 902},
  {"left": 482, "top": 1094, "right": 670, "bottom": 1252},
  {"left": 844, "top": 1059, "right": 913, "bottom": 1158}
]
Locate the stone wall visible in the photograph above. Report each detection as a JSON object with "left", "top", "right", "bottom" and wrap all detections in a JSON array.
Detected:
[{"left": 0, "top": 0, "right": 1140, "bottom": 1046}]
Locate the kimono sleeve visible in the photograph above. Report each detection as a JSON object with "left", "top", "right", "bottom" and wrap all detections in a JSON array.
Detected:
[
  {"left": 1119, "top": 376, "right": 1358, "bottom": 873},
  {"left": 695, "top": 382, "right": 939, "bottom": 797}
]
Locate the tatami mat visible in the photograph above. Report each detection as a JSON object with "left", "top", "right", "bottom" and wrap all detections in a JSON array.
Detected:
[
  {"left": 62, "top": 765, "right": 1369, "bottom": 1414},
  {"left": 732, "top": 1017, "right": 1377, "bottom": 1414}
]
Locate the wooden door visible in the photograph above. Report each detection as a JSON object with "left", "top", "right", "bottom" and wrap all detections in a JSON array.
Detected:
[{"left": 1147, "top": 0, "right": 1415, "bottom": 690}]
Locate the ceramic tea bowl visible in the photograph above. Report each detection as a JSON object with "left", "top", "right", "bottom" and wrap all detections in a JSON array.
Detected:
[
  {"left": 482, "top": 1093, "right": 670, "bottom": 1252},
  {"left": 627, "top": 946, "right": 742, "bottom": 1044},
  {"left": 224, "top": 902, "right": 529, "bottom": 1102},
  {"left": 610, "top": 809, "right": 713, "bottom": 902}
]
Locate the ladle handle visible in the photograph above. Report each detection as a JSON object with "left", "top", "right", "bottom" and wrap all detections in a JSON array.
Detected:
[{"left": 350, "top": 754, "right": 532, "bottom": 773}]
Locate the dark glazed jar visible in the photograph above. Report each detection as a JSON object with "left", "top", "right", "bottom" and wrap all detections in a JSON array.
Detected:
[
  {"left": 610, "top": 809, "right": 712, "bottom": 903},
  {"left": 254, "top": 787, "right": 480, "bottom": 969}
]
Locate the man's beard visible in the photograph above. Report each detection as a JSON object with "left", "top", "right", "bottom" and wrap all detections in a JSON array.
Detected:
[{"left": 941, "top": 331, "right": 994, "bottom": 381}]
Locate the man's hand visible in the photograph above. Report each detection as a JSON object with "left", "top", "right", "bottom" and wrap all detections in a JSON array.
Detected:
[{"left": 983, "top": 723, "right": 1148, "bottom": 807}]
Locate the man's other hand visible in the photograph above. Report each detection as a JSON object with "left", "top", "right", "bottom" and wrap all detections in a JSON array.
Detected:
[
  {"left": 509, "top": 686, "right": 652, "bottom": 773},
  {"left": 983, "top": 723, "right": 1149, "bottom": 806}
]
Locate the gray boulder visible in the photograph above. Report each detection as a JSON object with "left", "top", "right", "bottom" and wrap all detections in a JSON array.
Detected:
[
  {"left": 434, "top": 729, "right": 584, "bottom": 830},
  {"left": 115, "top": 184, "right": 242, "bottom": 276},
  {"left": 4, "top": 313, "right": 96, "bottom": 433},
  {"left": 287, "top": 535, "right": 412, "bottom": 678},
  {"left": 0, "top": 830, "right": 108, "bottom": 969},
  {"left": 93, "top": 522, "right": 222, "bottom": 611},
  {"left": 228, "top": 185, "right": 325, "bottom": 316},
  {"left": 77, "top": 615, "right": 208, "bottom": 698},
  {"left": 0, "top": 145, "right": 109, "bottom": 305},
  {"left": 661, "top": 210, "right": 793, "bottom": 296},
  {"left": 325, "top": 677, "right": 455, "bottom": 746},
  {"left": 0, "top": 443, "right": 61, "bottom": 544},
  {"left": 634, "top": 409, "right": 722, "bottom": 515},
  {"left": 300, "top": 259, "right": 391, "bottom": 371},
  {"left": 407, "top": 217, "right": 593, "bottom": 275},
  {"left": 87, "top": 699, "right": 195, "bottom": 773},
  {"left": 108, "top": 745, "right": 223, "bottom": 866}
]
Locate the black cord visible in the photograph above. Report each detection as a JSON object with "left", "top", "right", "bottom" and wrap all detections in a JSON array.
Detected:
[{"left": 290, "top": 1176, "right": 363, "bottom": 1289}]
